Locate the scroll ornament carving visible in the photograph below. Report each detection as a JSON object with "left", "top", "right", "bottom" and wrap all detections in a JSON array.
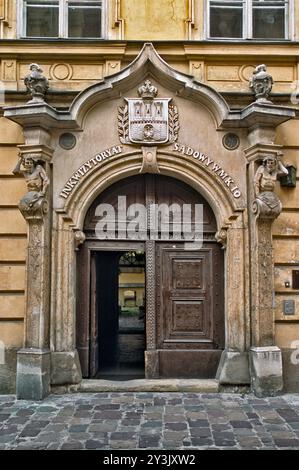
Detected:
[
  {"left": 249, "top": 64, "right": 273, "bottom": 103},
  {"left": 215, "top": 228, "right": 227, "bottom": 248},
  {"left": 13, "top": 154, "right": 49, "bottom": 219},
  {"left": 252, "top": 155, "right": 288, "bottom": 220},
  {"left": 24, "top": 63, "right": 49, "bottom": 104},
  {"left": 74, "top": 231, "right": 86, "bottom": 251}
]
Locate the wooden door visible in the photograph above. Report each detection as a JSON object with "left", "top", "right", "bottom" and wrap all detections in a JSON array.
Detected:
[
  {"left": 156, "top": 242, "right": 224, "bottom": 378},
  {"left": 78, "top": 175, "right": 224, "bottom": 379}
]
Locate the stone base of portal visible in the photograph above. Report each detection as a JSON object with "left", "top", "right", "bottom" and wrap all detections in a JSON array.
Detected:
[
  {"left": 216, "top": 350, "right": 250, "bottom": 385},
  {"left": 16, "top": 348, "right": 51, "bottom": 400},
  {"left": 250, "top": 346, "right": 283, "bottom": 398},
  {"left": 50, "top": 350, "right": 82, "bottom": 386}
]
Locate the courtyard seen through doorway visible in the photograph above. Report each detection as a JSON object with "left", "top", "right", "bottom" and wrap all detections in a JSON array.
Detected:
[{"left": 97, "top": 251, "right": 146, "bottom": 380}]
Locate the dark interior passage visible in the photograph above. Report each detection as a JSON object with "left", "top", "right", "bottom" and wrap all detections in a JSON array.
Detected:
[{"left": 96, "top": 250, "right": 145, "bottom": 379}]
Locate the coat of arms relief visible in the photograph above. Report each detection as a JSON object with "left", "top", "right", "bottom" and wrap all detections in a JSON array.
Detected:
[{"left": 118, "top": 80, "right": 180, "bottom": 146}]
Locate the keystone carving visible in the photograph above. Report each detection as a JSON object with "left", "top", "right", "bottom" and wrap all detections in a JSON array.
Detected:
[
  {"left": 24, "top": 63, "right": 49, "bottom": 104},
  {"left": 253, "top": 155, "right": 288, "bottom": 220},
  {"left": 249, "top": 64, "right": 273, "bottom": 103},
  {"left": 13, "top": 154, "right": 49, "bottom": 219}
]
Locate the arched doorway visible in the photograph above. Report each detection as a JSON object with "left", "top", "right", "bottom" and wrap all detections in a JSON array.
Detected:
[{"left": 76, "top": 174, "right": 224, "bottom": 379}]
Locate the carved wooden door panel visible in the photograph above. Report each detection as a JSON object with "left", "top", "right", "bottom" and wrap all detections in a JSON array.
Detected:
[{"left": 156, "top": 242, "right": 224, "bottom": 378}]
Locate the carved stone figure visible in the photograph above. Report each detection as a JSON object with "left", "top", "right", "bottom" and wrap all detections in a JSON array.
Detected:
[
  {"left": 253, "top": 155, "right": 288, "bottom": 219},
  {"left": 249, "top": 64, "right": 273, "bottom": 103},
  {"left": 13, "top": 155, "right": 49, "bottom": 218},
  {"left": 24, "top": 63, "right": 49, "bottom": 103}
]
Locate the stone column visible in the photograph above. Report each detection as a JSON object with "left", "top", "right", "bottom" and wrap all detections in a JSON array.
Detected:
[
  {"left": 15, "top": 137, "right": 53, "bottom": 400},
  {"left": 245, "top": 139, "right": 285, "bottom": 397}
]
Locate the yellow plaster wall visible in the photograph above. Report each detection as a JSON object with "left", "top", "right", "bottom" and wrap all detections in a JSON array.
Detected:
[
  {"left": 0, "top": 294, "right": 25, "bottom": 320},
  {"left": 121, "top": 0, "right": 188, "bottom": 40},
  {"left": 119, "top": 272, "right": 145, "bottom": 285},
  {"left": 1, "top": 0, "right": 299, "bottom": 41},
  {"left": 276, "top": 324, "right": 299, "bottom": 349},
  {"left": 0, "top": 118, "right": 25, "bottom": 349},
  {"left": 0, "top": 322, "right": 24, "bottom": 347},
  {"left": 0, "top": 0, "right": 299, "bottom": 357}
]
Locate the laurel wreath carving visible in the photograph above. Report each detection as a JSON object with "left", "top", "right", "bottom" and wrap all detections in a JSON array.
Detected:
[
  {"left": 117, "top": 105, "right": 129, "bottom": 144},
  {"left": 168, "top": 105, "right": 180, "bottom": 143}
]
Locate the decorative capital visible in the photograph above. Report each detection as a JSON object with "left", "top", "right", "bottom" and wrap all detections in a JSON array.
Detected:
[
  {"left": 138, "top": 80, "right": 158, "bottom": 100},
  {"left": 19, "top": 194, "right": 49, "bottom": 221},
  {"left": 252, "top": 193, "right": 282, "bottom": 220},
  {"left": 249, "top": 64, "right": 273, "bottom": 104},
  {"left": 24, "top": 63, "right": 49, "bottom": 104}
]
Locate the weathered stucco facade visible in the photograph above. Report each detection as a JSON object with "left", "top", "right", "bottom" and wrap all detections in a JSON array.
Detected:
[{"left": 1, "top": 1, "right": 299, "bottom": 398}]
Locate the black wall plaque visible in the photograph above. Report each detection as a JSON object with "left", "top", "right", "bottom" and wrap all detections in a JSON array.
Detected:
[{"left": 283, "top": 300, "right": 295, "bottom": 315}]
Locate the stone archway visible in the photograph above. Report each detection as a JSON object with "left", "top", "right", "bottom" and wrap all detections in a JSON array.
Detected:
[
  {"left": 50, "top": 150, "right": 249, "bottom": 387},
  {"left": 76, "top": 173, "right": 225, "bottom": 380}
]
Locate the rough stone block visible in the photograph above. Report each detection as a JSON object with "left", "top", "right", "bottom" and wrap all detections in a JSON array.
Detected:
[
  {"left": 216, "top": 351, "right": 250, "bottom": 385},
  {"left": 16, "top": 348, "right": 50, "bottom": 400},
  {"left": 250, "top": 346, "right": 283, "bottom": 397},
  {"left": 50, "top": 350, "right": 82, "bottom": 385}
]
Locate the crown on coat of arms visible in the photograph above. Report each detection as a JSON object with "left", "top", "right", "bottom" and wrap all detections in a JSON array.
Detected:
[{"left": 138, "top": 80, "right": 158, "bottom": 100}]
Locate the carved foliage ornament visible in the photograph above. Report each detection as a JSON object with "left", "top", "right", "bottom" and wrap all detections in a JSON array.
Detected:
[{"left": 118, "top": 80, "right": 180, "bottom": 145}]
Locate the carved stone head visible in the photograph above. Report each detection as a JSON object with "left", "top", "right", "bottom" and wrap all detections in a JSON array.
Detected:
[{"left": 263, "top": 155, "right": 277, "bottom": 174}]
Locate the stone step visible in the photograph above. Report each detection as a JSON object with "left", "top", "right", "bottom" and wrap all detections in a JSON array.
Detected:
[{"left": 78, "top": 378, "right": 219, "bottom": 393}]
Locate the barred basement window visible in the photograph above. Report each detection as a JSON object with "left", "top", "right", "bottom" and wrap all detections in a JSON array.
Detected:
[
  {"left": 20, "top": 0, "right": 104, "bottom": 38},
  {"left": 208, "top": 0, "right": 290, "bottom": 40}
]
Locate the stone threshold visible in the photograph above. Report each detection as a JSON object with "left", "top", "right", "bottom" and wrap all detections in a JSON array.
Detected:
[{"left": 76, "top": 378, "right": 219, "bottom": 393}]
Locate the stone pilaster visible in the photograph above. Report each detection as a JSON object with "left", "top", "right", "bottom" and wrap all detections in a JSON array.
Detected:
[
  {"left": 245, "top": 137, "right": 284, "bottom": 397},
  {"left": 15, "top": 133, "right": 53, "bottom": 400}
]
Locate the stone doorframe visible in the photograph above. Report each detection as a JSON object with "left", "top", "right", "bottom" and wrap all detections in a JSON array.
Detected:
[
  {"left": 53, "top": 151, "right": 246, "bottom": 381},
  {"left": 4, "top": 43, "right": 295, "bottom": 399}
]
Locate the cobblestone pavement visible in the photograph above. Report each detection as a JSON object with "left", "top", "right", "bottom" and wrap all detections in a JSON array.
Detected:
[{"left": 0, "top": 393, "right": 299, "bottom": 450}]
